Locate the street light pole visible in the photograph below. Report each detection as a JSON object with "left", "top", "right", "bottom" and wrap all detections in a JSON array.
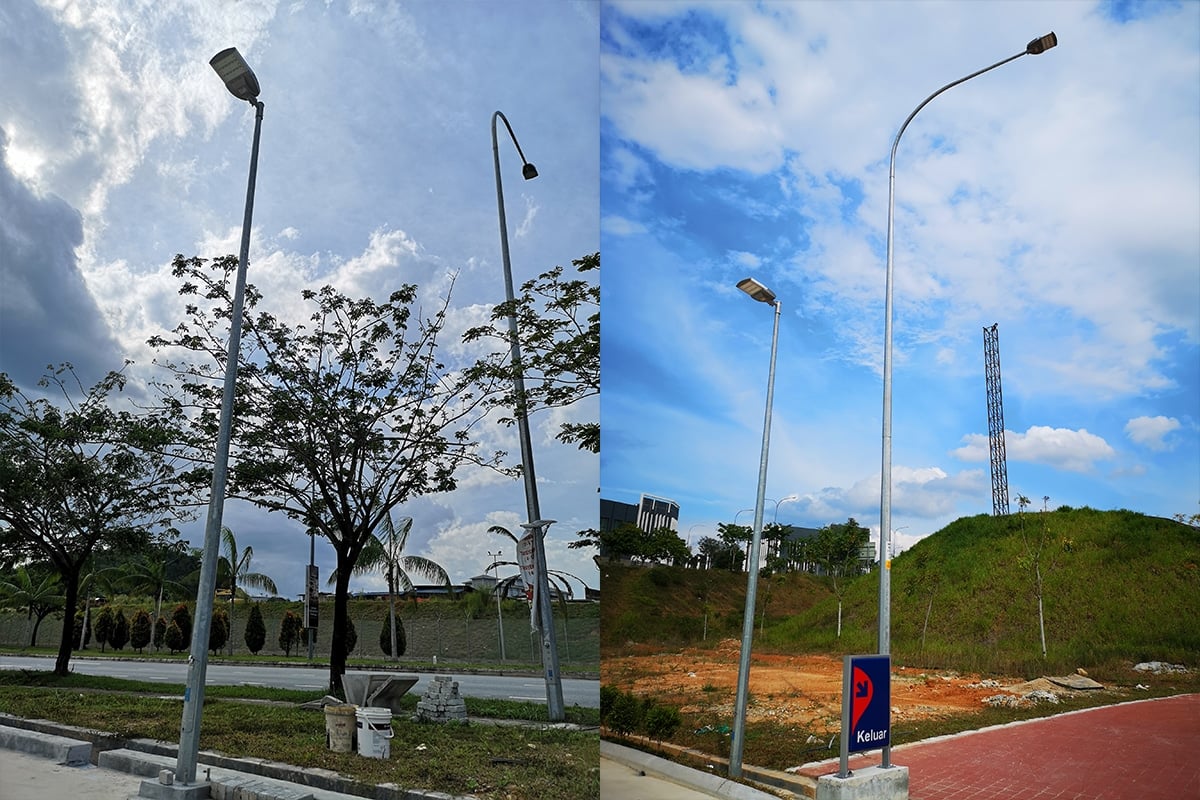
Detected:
[
  {"left": 729, "top": 277, "right": 781, "bottom": 779},
  {"left": 488, "top": 549, "right": 507, "bottom": 661},
  {"left": 176, "top": 47, "right": 264, "bottom": 788},
  {"left": 878, "top": 32, "right": 1056, "bottom": 768},
  {"left": 491, "top": 110, "right": 564, "bottom": 721}
]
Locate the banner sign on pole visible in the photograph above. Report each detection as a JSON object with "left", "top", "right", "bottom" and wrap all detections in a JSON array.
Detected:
[
  {"left": 305, "top": 564, "right": 319, "bottom": 628},
  {"left": 516, "top": 529, "right": 538, "bottom": 629},
  {"left": 838, "top": 654, "right": 891, "bottom": 777}
]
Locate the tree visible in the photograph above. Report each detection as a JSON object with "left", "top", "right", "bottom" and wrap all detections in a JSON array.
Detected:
[
  {"left": 0, "top": 366, "right": 189, "bottom": 675},
  {"left": 0, "top": 565, "right": 63, "bottom": 648},
  {"left": 646, "top": 526, "right": 690, "bottom": 566},
  {"left": 115, "top": 547, "right": 189, "bottom": 624},
  {"left": 130, "top": 609, "right": 152, "bottom": 653},
  {"left": 209, "top": 608, "right": 230, "bottom": 655},
  {"left": 94, "top": 607, "right": 114, "bottom": 653},
  {"left": 170, "top": 603, "right": 192, "bottom": 644},
  {"left": 164, "top": 620, "right": 186, "bottom": 653},
  {"left": 218, "top": 526, "right": 278, "bottom": 655},
  {"left": 244, "top": 604, "right": 266, "bottom": 655},
  {"left": 278, "top": 610, "right": 302, "bottom": 656},
  {"left": 153, "top": 616, "right": 167, "bottom": 652},
  {"left": 1015, "top": 494, "right": 1067, "bottom": 659},
  {"left": 464, "top": 252, "right": 599, "bottom": 452},
  {"left": 330, "top": 513, "right": 449, "bottom": 663},
  {"left": 109, "top": 610, "right": 129, "bottom": 651},
  {"left": 814, "top": 518, "right": 871, "bottom": 638},
  {"left": 379, "top": 616, "right": 407, "bottom": 656},
  {"left": 149, "top": 255, "right": 503, "bottom": 693},
  {"left": 717, "top": 523, "right": 753, "bottom": 572}
]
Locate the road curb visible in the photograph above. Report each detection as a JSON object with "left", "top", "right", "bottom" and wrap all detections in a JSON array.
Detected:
[
  {"left": 601, "top": 740, "right": 787, "bottom": 799},
  {"left": 0, "top": 723, "right": 91, "bottom": 765}
]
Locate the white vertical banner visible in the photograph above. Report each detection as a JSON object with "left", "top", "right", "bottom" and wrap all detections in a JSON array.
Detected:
[{"left": 516, "top": 529, "right": 538, "bottom": 630}]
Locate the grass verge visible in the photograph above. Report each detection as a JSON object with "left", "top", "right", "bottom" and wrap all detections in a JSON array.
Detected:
[{"left": 0, "top": 671, "right": 599, "bottom": 799}]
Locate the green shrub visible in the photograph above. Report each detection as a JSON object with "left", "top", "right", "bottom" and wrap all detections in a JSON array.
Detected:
[
  {"left": 645, "top": 705, "right": 682, "bottom": 741},
  {"left": 244, "top": 604, "right": 266, "bottom": 655},
  {"left": 94, "top": 607, "right": 114, "bottom": 653},
  {"left": 130, "top": 610, "right": 152, "bottom": 653}
]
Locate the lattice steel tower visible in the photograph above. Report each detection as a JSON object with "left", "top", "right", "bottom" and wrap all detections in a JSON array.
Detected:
[{"left": 983, "top": 323, "right": 1010, "bottom": 516}]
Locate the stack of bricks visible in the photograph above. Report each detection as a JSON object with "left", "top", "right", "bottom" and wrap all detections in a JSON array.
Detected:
[{"left": 415, "top": 675, "right": 468, "bottom": 724}]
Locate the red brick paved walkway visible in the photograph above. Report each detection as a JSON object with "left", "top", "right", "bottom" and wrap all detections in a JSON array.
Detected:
[{"left": 796, "top": 694, "right": 1200, "bottom": 800}]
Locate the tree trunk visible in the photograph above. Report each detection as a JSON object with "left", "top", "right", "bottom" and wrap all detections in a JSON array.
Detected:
[
  {"left": 79, "top": 597, "right": 91, "bottom": 651},
  {"left": 921, "top": 593, "right": 934, "bottom": 655},
  {"left": 836, "top": 599, "right": 842, "bottom": 638},
  {"left": 54, "top": 566, "right": 81, "bottom": 676},
  {"left": 329, "top": 549, "right": 353, "bottom": 695},
  {"left": 1036, "top": 563, "right": 1047, "bottom": 658}
]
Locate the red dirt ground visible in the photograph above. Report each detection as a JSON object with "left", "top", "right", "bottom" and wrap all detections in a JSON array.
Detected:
[{"left": 603, "top": 639, "right": 1034, "bottom": 728}]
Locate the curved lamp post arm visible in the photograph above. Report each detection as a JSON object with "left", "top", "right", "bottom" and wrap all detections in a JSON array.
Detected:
[{"left": 878, "top": 31, "right": 1056, "bottom": 770}]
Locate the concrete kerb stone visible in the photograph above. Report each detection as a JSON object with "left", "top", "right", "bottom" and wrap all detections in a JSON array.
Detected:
[
  {"left": 601, "top": 740, "right": 786, "bottom": 800},
  {"left": 814, "top": 766, "right": 909, "bottom": 800},
  {"left": 0, "top": 714, "right": 477, "bottom": 800},
  {"left": 0, "top": 723, "right": 91, "bottom": 765}
]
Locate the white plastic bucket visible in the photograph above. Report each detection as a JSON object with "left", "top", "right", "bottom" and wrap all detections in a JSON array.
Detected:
[
  {"left": 324, "top": 704, "right": 356, "bottom": 753},
  {"left": 355, "top": 706, "right": 393, "bottom": 759}
]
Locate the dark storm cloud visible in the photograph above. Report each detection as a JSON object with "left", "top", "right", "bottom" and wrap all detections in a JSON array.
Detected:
[{"left": 0, "top": 128, "right": 122, "bottom": 390}]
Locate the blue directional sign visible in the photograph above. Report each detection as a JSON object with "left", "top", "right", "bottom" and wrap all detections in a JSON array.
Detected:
[{"left": 839, "top": 654, "right": 891, "bottom": 774}]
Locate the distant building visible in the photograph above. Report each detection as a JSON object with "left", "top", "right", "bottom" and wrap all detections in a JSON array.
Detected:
[
  {"left": 600, "top": 498, "right": 639, "bottom": 532},
  {"left": 638, "top": 493, "right": 680, "bottom": 532}
]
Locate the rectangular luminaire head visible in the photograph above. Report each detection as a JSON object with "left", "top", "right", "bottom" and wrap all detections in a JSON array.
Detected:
[
  {"left": 210, "top": 47, "right": 260, "bottom": 101},
  {"left": 1026, "top": 32, "right": 1057, "bottom": 55},
  {"left": 737, "top": 277, "right": 777, "bottom": 305}
]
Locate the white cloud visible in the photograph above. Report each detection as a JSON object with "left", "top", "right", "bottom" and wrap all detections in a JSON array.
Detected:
[
  {"left": 601, "top": 215, "right": 647, "bottom": 236},
  {"left": 1124, "top": 415, "right": 1181, "bottom": 452},
  {"left": 953, "top": 426, "right": 1115, "bottom": 473},
  {"left": 729, "top": 250, "right": 761, "bottom": 269}
]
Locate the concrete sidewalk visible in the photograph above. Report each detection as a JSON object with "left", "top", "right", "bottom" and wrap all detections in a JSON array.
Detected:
[
  {"left": 0, "top": 723, "right": 466, "bottom": 800},
  {"left": 600, "top": 740, "right": 787, "bottom": 799}
]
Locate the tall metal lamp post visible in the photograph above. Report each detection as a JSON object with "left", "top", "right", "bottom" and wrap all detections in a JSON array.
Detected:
[
  {"left": 487, "top": 549, "right": 507, "bottom": 661},
  {"left": 877, "top": 33, "right": 1056, "bottom": 768},
  {"left": 174, "top": 47, "right": 264, "bottom": 789},
  {"left": 729, "top": 277, "right": 781, "bottom": 778},
  {"left": 490, "top": 110, "right": 565, "bottom": 721}
]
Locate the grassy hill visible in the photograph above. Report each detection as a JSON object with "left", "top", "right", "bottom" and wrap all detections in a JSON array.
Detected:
[
  {"left": 600, "top": 560, "right": 832, "bottom": 654},
  {"left": 604, "top": 509, "right": 1200, "bottom": 677}
]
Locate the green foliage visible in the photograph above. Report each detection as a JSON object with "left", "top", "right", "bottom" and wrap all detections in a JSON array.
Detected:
[
  {"left": 645, "top": 704, "right": 683, "bottom": 741},
  {"left": 150, "top": 254, "right": 500, "bottom": 693},
  {"left": 94, "top": 607, "right": 114, "bottom": 653},
  {"left": 278, "top": 610, "right": 302, "bottom": 656},
  {"left": 164, "top": 621, "right": 186, "bottom": 654},
  {"left": 170, "top": 603, "right": 192, "bottom": 644},
  {"left": 209, "top": 609, "right": 230, "bottom": 655},
  {"left": 152, "top": 616, "right": 166, "bottom": 652},
  {"left": 463, "top": 252, "right": 599, "bottom": 452},
  {"left": 378, "top": 617, "right": 406, "bottom": 656},
  {"left": 767, "top": 510, "right": 1200, "bottom": 674},
  {"left": 244, "top": 604, "right": 266, "bottom": 655},
  {"left": 607, "top": 689, "right": 643, "bottom": 737},
  {"left": 0, "top": 364, "right": 192, "bottom": 674},
  {"left": 130, "top": 609, "right": 152, "bottom": 653},
  {"left": 109, "top": 610, "right": 129, "bottom": 651},
  {"left": 599, "top": 684, "right": 619, "bottom": 727}
]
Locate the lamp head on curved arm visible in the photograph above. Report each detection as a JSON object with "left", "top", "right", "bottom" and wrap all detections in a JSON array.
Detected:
[
  {"left": 210, "top": 47, "right": 260, "bottom": 102},
  {"left": 1026, "top": 32, "right": 1057, "bottom": 55},
  {"left": 737, "top": 277, "right": 777, "bottom": 305},
  {"left": 522, "top": 162, "right": 538, "bottom": 180}
]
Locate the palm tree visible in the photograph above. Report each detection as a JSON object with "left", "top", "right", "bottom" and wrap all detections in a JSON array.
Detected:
[
  {"left": 0, "top": 565, "right": 63, "bottom": 648},
  {"left": 116, "top": 551, "right": 188, "bottom": 622},
  {"left": 218, "top": 526, "right": 278, "bottom": 655},
  {"left": 331, "top": 513, "right": 451, "bottom": 662}
]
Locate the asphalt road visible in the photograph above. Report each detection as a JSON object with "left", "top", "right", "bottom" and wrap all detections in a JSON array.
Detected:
[{"left": 0, "top": 655, "right": 599, "bottom": 708}]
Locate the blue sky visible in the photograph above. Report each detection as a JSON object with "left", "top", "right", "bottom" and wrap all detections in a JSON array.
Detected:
[
  {"left": 0, "top": 1, "right": 599, "bottom": 598},
  {"left": 600, "top": 1, "right": 1199, "bottom": 556}
]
